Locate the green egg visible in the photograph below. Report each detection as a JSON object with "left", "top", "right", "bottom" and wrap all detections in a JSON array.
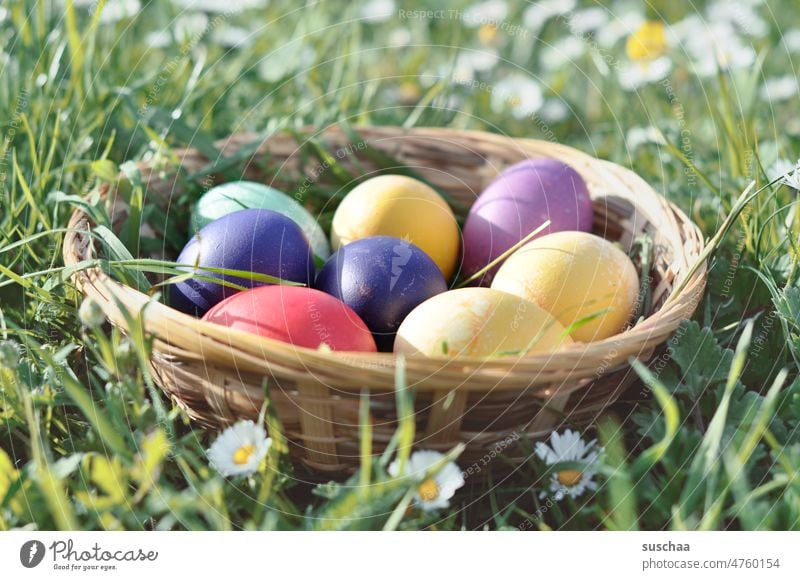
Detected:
[{"left": 192, "top": 181, "right": 331, "bottom": 259}]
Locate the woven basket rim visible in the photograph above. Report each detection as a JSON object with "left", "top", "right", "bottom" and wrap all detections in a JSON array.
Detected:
[{"left": 63, "top": 125, "right": 708, "bottom": 392}]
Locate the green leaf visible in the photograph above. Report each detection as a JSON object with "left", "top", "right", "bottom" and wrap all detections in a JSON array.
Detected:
[
  {"left": 78, "top": 454, "right": 127, "bottom": 510},
  {"left": 93, "top": 225, "right": 151, "bottom": 291},
  {"left": 678, "top": 320, "right": 754, "bottom": 524},
  {"left": 130, "top": 429, "right": 170, "bottom": 501},
  {"left": 91, "top": 159, "right": 119, "bottom": 184},
  {"left": 666, "top": 320, "right": 734, "bottom": 395}
]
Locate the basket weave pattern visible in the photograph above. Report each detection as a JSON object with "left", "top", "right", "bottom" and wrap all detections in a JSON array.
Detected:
[{"left": 64, "top": 126, "right": 707, "bottom": 474}]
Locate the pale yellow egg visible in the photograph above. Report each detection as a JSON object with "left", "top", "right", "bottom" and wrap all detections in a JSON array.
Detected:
[
  {"left": 331, "top": 175, "right": 460, "bottom": 279},
  {"left": 491, "top": 231, "right": 640, "bottom": 342},
  {"left": 393, "top": 288, "right": 572, "bottom": 358}
]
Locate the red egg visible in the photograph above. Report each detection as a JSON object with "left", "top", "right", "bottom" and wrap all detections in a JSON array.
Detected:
[{"left": 202, "top": 286, "right": 377, "bottom": 352}]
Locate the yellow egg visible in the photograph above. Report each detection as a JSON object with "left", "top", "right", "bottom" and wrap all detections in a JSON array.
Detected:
[
  {"left": 331, "top": 175, "right": 460, "bottom": 279},
  {"left": 394, "top": 288, "right": 572, "bottom": 358},
  {"left": 491, "top": 231, "right": 640, "bottom": 342}
]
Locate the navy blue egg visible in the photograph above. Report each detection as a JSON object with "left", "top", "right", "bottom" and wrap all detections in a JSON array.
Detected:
[
  {"left": 170, "top": 209, "right": 314, "bottom": 316},
  {"left": 315, "top": 236, "right": 448, "bottom": 351}
]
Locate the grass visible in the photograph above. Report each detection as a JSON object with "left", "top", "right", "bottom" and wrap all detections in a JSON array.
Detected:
[{"left": 1, "top": 0, "right": 800, "bottom": 530}]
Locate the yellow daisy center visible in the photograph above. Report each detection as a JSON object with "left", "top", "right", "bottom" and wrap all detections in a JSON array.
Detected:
[
  {"left": 233, "top": 443, "right": 256, "bottom": 465},
  {"left": 479, "top": 23, "right": 500, "bottom": 45},
  {"left": 399, "top": 81, "right": 421, "bottom": 103},
  {"left": 418, "top": 478, "right": 440, "bottom": 502},
  {"left": 556, "top": 469, "right": 583, "bottom": 487},
  {"left": 626, "top": 21, "right": 668, "bottom": 61}
]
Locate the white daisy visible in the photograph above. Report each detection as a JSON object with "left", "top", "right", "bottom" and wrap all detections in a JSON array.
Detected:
[
  {"left": 450, "top": 50, "right": 499, "bottom": 84},
  {"left": 360, "top": 0, "right": 396, "bottom": 23},
  {"left": 459, "top": 50, "right": 500, "bottom": 73},
  {"left": 768, "top": 158, "right": 796, "bottom": 183},
  {"left": 565, "top": 7, "right": 608, "bottom": 35},
  {"left": 463, "top": 0, "right": 508, "bottom": 28},
  {"left": 783, "top": 29, "right": 800, "bottom": 54},
  {"left": 491, "top": 75, "right": 544, "bottom": 119},
  {"left": 146, "top": 13, "right": 209, "bottom": 48},
  {"left": 389, "top": 450, "right": 465, "bottom": 512},
  {"left": 772, "top": 159, "right": 800, "bottom": 191},
  {"left": 785, "top": 171, "right": 800, "bottom": 192},
  {"left": 258, "top": 44, "right": 316, "bottom": 82},
  {"left": 707, "top": 1, "right": 768, "bottom": 38},
  {"left": 680, "top": 21, "right": 755, "bottom": 78},
  {"left": 596, "top": 11, "right": 644, "bottom": 48},
  {"left": 535, "top": 429, "right": 601, "bottom": 501},
  {"left": 538, "top": 98, "right": 569, "bottom": 124},
  {"left": 523, "top": 0, "right": 576, "bottom": 34},
  {"left": 388, "top": 27, "right": 412, "bottom": 47},
  {"left": 207, "top": 420, "right": 271, "bottom": 477},
  {"left": 626, "top": 125, "right": 666, "bottom": 150},
  {"left": 69, "top": 0, "right": 140, "bottom": 23},
  {"left": 540, "top": 35, "right": 586, "bottom": 71},
  {"left": 760, "top": 75, "right": 798, "bottom": 103},
  {"left": 172, "top": 0, "right": 267, "bottom": 13},
  {"left": 212, "top": 25, "right": 255, "bottom": 49},
  {"left": 618, "top": 56, "right": 672, "bottom": 91},
  {"left": 109, "top": 0, "right": 141, "bottom": 23}
]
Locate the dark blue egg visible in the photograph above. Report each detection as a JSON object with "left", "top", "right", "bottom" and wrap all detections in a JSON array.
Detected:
[
  {"left": 170, "top": 209, "right": 314, "bottom": 316},
  {"left": 315, "top": 236, "right": 448, "bottom": 351}
]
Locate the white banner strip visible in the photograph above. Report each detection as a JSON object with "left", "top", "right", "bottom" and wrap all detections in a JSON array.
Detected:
[{"left": 1, "top": 531, "right": 798, "bottom": 578}]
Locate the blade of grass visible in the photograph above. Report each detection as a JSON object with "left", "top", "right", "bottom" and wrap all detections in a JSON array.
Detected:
[
  {"left": 392, "top": 355, "right": 414, "bottom": 475},
  {"left": 359, "top": 390, "right": 373, "bottom": 492},
  {"left": 630, "top": 359, "right": 680, "bottom": 473},
  {"left": 457, "top": 219, "right": 551, "bottom": 287},
  {"left": 23, "top": 336, "right": 131, "bottom": 462},
  {"left": 19, "top": 383, "right": 78, "bottom": 530},
  {"left": 93, "top": 225, "right": 151, "bottom": 291},
  {"left": 598, "top": 417, "right": 639, "bottom": 531},
  {"left": 678, "top": 320, "right": 753, "bottom": 523},
  {"left": 667, "top": 179, "right": 776, "bottom": 303}
]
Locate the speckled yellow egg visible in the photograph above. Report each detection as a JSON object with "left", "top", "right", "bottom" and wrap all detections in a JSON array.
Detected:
[
  {"left": 331, "top": 175, "right": 460, "bottom": 279},
  {"left": 393, "top": 288, "right": 572, "bottom": 358},
  {"left": 491, "top": 231, "right": 640, "bottom": 342}
]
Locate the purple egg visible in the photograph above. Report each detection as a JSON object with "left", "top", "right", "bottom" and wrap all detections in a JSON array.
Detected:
[
  {"left": 315, "top": 236, "right": 448, "bottom": 351},
  {"left": 461, "top": 158, "right": 593, "bottom": 285},
  {"left": 170, "top": 209, "right": 314, "bottom": 316}
]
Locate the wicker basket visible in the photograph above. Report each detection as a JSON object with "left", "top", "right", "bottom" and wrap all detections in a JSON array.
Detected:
[{"left": 63, "top": 125, "right": 707, "bottom": 476}]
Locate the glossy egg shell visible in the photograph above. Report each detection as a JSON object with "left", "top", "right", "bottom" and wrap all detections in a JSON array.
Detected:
[
  {"left": 202, "top": 286, "right": 377, "bottom": 352},
  {"left": 315, "top": 236, "right": 448, "bottom": 351},
  {"left": 491, "top": 231, "right": 640, "bottom": 342},
  {"left": 170, "top": 209, "right": 314, "bottom": 316},
  {"left": 331, "top": 175, "right": 461, "bottom": 280},
  {"left": 192, "top": 181, "right": 331, "bottom": 259},
  {"left": 394, "top": 288, "right": 572, "bottom": 358},
  {"left": 461, "top": 158, "right": 593, "bottom": 285}
]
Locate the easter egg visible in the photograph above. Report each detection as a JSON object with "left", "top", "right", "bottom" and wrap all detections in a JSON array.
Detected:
[
  {"left": 461, "top": 158, "right": 593, "bottom": 285},
  {"left": 331, "top": 175, "right": 461, "bottom": 279},
  {"left": 315, "top": 236, "right": 448, "bottom": 351},
  {"left": 491, "top": 231, "right": 639, "bottom": 342},
  {"left": 394, "top": 288, "right": 572, "bottom": 358},
  {"left": 170, "top": 209, "right": 314, "bottom": 316},
  {"left": 192, "top": 181, "right": 330, "bottom": 258},
  {"left": 202, "top": 286, "right": 377, "bottom": 352}
]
